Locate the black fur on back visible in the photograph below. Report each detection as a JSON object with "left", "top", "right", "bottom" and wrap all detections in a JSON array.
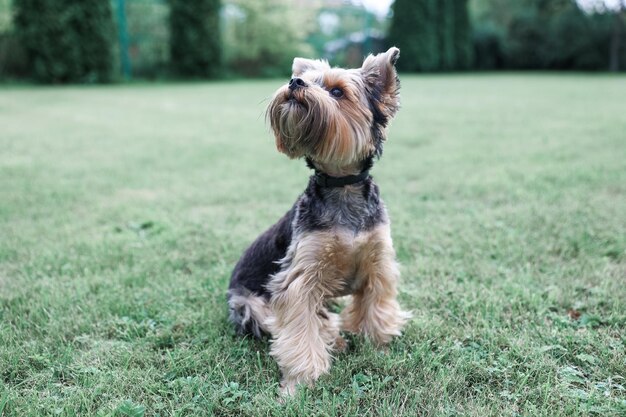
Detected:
[{"left": 228, "top": 208, "right": 295, "bottom": 300}]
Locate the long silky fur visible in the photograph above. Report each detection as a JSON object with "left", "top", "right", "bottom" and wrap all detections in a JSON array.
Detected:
[{"left": 231, "top": 47, "right": 407, "bottom": 397}]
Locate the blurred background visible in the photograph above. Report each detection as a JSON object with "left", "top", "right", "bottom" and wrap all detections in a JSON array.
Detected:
[{"left": 0, "top": 0, "right": 624, "bottom": 83}]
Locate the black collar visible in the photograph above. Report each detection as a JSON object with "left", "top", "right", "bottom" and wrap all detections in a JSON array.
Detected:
[{"left": 314, "top": 169, "right": 370, "bottom": 188}]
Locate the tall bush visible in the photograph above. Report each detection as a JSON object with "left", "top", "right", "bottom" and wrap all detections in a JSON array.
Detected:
[
  {"left": 388, "top": 0, "right": 439, "bottom": 71},
  {"left": 389, "top": 0, "right": 471, "bottom": 71},
  {"left": 548, "top": 7, "right": 612, "bottom": 70},
  {"left": 471, "top": 23, "right": 504, "bottom": 70},
  {"left": 437, "top": 0, "right": 456, "bottom": 70},
  {"left": 453, "top": 0, "right": 473, "bottom": 69},
  {"left": 505, "top": 10, "right": 549, "bottom": 69},
  {"left": 471, "top": 0, "right": 624, "bottom": 71},
  {"left": 169, "top": 0, "right": 222, "bottom": 78},
  {"left": 13, "top": 0, "right": 114, "bottom": 83}
]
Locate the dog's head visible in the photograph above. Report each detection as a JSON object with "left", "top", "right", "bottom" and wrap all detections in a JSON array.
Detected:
[{"left": 267, "top": 47, "right": 400, "bottom": 166}]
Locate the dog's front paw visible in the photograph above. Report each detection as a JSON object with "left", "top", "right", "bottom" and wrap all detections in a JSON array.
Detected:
[
  {"left": 279, "top": 377, "right": 313, "bottom": 399},
  {"left": 333, "top": 335, "right": 348, "bottom": 353},
  {"left": 279, "top": 379, "right": 297, "bottom": 398}
]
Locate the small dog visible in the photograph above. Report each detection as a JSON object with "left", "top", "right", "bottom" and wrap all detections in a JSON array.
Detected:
[{"left": 228, "top": 47, "right": 410, "bottom": 395}]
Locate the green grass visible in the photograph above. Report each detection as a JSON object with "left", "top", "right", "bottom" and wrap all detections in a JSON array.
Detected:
[{"left": 1, "top": 74, "right": 625, "bottom": 416}]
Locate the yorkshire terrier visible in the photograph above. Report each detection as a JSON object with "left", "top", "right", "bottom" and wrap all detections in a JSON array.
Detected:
[{"left": 227, "top": 47, "right": 410, "bottom": 396}]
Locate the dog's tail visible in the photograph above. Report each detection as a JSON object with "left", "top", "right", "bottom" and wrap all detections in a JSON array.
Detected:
[{"left": 227, "top": 288, "right": 272, "bottom": 338}]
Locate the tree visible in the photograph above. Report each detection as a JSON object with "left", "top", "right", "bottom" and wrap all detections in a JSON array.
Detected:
[
  {"left": 437, "top": 0, "right": 456, "bottom": 70},
  {"left": 388, "top": 0, "right": 439, "bottom": 71},
  {"left": 471, "top": 0, "right": 623, "bottom": 71},
  {"left": 13, "top": 0, "right": 114, "bottom": 83},
  {"left": 453, "top": 0, "right": 473, "bottom": 69},
  {"left": 609, "top": 1, "right": 625, "bottom": 71},
  {"left": 389, "top": 0, "right": 472, "bottom": 71},
  {"left": 169, "top": 0, "right": 222, "bottom": 78},
  {"left": 222, "top": 0, "right": 315, "bottom": 77}
]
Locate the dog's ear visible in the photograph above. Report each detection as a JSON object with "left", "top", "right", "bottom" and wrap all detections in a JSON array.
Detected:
[
  {"left": 361, "top": 47, "right": 400, "bottom": 121},
  {"left": 292, "top": 58, "right": 330, "bottom": 77}
]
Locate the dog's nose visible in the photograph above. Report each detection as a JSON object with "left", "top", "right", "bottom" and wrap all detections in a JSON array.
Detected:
[{"left": 288, "top": 77, "right": 307, "bottom": 91}]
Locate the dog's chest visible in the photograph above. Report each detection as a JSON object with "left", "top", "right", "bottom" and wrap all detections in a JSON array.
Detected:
[
  {"left": 298, "top": 183, "right": 386, "bottom": 233},
  {"left": 313, "top": 226, "right": 386, "bottom": 297}
]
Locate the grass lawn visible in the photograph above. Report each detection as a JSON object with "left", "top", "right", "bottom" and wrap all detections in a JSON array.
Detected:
[{"left": 0, "top": 74, "right": 625, "bottom": 416}]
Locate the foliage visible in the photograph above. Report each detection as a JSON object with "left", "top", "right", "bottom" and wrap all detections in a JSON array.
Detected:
[
  {"left": 12, "top": 0, "right": 114, "bottom": 83},
  {"left": 124, "top": 1, "right": 170, "bottom": 79},
  {"left": 388, "top": 0, "right": 472, "bottom": 71},
  {"left": 437, "top": 0, "right": 456, "bottom": 70},
  {"left": 471, "top": 0, "right": 625, "bottom": 70},
  {"left": 169, "top": 0, "right": 222, "bottom": 78},
  {"left": 0, "top": 0, "right": 21, "bottom": 79},
  {"left": 544, "top": 6, "right": 613, "bottom": 69},
  {"left": 0, "top": 33, "right": 28, "bottom": 79},
  {"left": 453, "top": 0, "right": 473, "bottom": 69},
  {"left": 222, "top": 0, "right": 315, "bottom": 77},
  {"left": 0, "top": 0, "right": 11, "bottom": 32},
  {"left": 388, "top": 0, "right": 439, "bottom": 71},
  {"left": 471, "top": 22, "right": 504, "bottom": 70},
  {"left": 0, "top": 76, "right": 625, "bottom": 415},
  {"left": 307, "top": 4, "right": 388, "bottom": 68}
]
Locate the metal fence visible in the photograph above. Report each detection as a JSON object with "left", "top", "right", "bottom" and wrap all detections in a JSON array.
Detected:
[
  {"left": 0, "top": 0, "right": 170, "bottom": 79},
  {"left": 113, "top": 0, "right": 169, "bottom": 79}
]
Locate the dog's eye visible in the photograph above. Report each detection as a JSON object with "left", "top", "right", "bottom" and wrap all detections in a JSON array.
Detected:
[{"left": 329, "top": 87, "right": 343, "bottom": 98}]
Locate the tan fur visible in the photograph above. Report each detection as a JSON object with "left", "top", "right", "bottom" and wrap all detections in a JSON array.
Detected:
[
  {"left": 252, "top": 47, "right": 408, "bottom": 397},
  {"left": 263, "top": 224, "right": 410, "bottom": 395},
  {"left": 341, "top": 224, "right": 412, "bottom": 346},
  {"left": 361, "top": 47, "right": 401, "bottom": 120},
  {"left": 264, "top": 231, "right": 350, "bottom": 395},
  {"left": 228, "top": 290, "right": 273, "bottom": 335},
  {"left": 266, "top": 68, "right": 377, "bottom": 166}
]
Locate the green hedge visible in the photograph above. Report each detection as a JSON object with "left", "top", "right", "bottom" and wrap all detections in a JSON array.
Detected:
[
  {"left": 506, "top": 6, "right": 614, "bottom": 70},
  {"left": 388, "top": 0, "right": 438, "bottom": 71},
  {"left": 388, "top": 0, "right": 472, "bottom": 71},
  {"left": 471, "top": 0, "right": 624, "bottom": 71},
  {"left": 169, "top": 0, "right": 221, "bottom": 78},
  {"left": 13, "top": 0, "right": 114, "bottom": 83},
  {"left": 453, "top": 0, "right": 473, "bottom": 70}
]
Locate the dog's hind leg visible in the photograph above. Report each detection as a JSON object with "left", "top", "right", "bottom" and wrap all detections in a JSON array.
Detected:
[{"left": 227, "top": 288, "right": 272, "bottom": 338}]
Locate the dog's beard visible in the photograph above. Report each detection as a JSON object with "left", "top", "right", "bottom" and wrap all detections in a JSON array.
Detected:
[
  {"left": 268, "top": 87, "right": 373, "bottom": 164},
  {"left": 268, "top": 88, "right": 330, "bottom": 159}
]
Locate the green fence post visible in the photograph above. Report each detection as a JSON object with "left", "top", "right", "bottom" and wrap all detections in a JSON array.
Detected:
[{"left": 116, "top": 0, "right": 132, "bottom": 79}]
